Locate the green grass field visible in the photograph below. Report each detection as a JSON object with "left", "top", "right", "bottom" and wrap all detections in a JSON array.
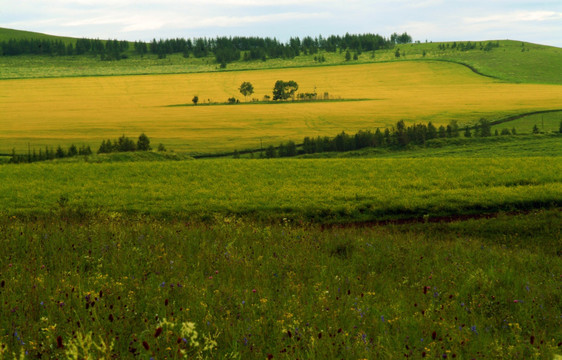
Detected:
[
  {"left": 491, "top": 111, "right": 562, "bottom": 134},
  {"left": 0, "top": 156, "right": 560, "bottom": 222}
]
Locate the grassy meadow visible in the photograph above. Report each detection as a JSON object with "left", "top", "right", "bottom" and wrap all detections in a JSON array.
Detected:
[
  {"left": 1, "top": 28, "right": 562, "bottom": 359},
  {"left": 0, "top": 157, "right": 560, "bottom": 222},
  {"left": 1, "top": 61, "right": 562, "bottom": 154},
  {"left": 1, "top": 210, "right": 560, "bottom": 359}
]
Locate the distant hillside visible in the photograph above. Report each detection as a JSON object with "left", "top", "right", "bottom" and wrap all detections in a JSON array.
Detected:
[
  {"left": 0, "top": 27, "right": 76, "bottom": 44},
  {"left": 398, "top": 40, "right": 562, "bottom": 85},
  {"left": 1, "top": 28, "right": 561, "bottom": 84}
]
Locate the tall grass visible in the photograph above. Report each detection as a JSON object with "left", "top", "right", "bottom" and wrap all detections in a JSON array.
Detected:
[{"left": 0, "top": 210, "right": 560, "bottom": 358}]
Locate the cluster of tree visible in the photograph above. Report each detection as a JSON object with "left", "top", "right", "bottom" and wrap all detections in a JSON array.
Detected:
[
  {"left": 263, "top": 118, "right": 512, "bottom": 158},
  {"left": 1, "top": 32, "right": 411, "bottom": 65},
  {"left": 9, "top": 144, "right": 92, "bottom": 164},
  {"left": 97, "top": 133, "right": 151, "bottom": 153},
  {"left": 0, "top": 38, "right": 129, "bottom": 59},
  {"left": 0, "top": 38, "right": 75, "bottom": 56},
  {"left": 437, "top": 41, "right": 500, "bottom": 52},
  {"left": 390, "top": 32, "right": 413, "bottom": 44},
  {"left": 143, "top": 32, "right": 407, "bottom": 64},
  {"left": 272, "top": 80, "right": 299, "bottom": 100}
]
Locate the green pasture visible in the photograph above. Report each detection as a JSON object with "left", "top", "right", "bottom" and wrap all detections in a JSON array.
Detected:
[
  {"left": 295, "top": 134, "right": 562, "bottom": 159},
  {"left": 1, "top": 27, "right": 561, "bottom": 85},
  {"left": 0, "top": 27, "right": 75, "bottom": 44},
  {"left": 0, "top": 157, "right": 560, "bottom": 222},
  {"left": 491, "top": 111, "right": 562, "bottom": 134}
]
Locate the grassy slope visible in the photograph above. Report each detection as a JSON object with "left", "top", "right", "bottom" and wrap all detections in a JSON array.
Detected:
[
  {"left": 0, "top": 27, "right": 76, "bottom": 44},
  {"left": 0, "top": 28, "right": 560, "bottom": 85}
]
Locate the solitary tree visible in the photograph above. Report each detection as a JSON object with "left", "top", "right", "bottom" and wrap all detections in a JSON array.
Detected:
[
  {"left": 239, "top": 82, "right": 254, "bottom": 102},
  {"left": 192, "top": 95, "right": 199, "bottom": 105},
  {"left": 345, "top": 50, "right": 351, "bottom": 61},
  {"left": 532, "top": 124, "right": 539, "bottom": 134}
]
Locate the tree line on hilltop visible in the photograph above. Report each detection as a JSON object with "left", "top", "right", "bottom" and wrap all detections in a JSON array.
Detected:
[
  {"left": 0, "top": 38, "right": 130, "bottom": 60},
  {"left": 0, "top": 32, "right": 412, "bottom": 65}
]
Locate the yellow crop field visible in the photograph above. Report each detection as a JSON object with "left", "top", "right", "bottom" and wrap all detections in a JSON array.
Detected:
[{"left": 1, "top": 61, "right": 561, "bottom": 153}]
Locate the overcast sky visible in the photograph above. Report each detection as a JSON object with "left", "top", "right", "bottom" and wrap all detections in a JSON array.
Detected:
[{"left": 2, "top": 0, "right": 561, "bottom": 47}]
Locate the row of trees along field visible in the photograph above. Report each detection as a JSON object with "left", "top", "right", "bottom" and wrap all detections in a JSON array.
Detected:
[
  {"left": 0, "top": 32, "right": 412, "bottom": 64},
  {"left": 8, "top": 134, "right": 155, "bottom": 164},
  {"left": 264, "top": 119, "right": 539, "bottom": 158}
]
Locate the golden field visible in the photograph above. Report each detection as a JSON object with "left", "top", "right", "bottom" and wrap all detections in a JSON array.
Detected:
[{"left": 1, "top": 61, "right": 561, "bottom": 153}]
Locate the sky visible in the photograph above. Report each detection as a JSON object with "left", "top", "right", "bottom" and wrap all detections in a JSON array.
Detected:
[{"left": 2, "top": 0, "right": 562, "bottom": 47}]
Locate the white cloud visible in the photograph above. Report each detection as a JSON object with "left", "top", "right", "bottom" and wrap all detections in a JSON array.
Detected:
[
  {"left": 1, "top": 1, "right": 561, "bottom": 46},
  {"left": 465, "top": 11, "right": 562, "bottom": 24}
]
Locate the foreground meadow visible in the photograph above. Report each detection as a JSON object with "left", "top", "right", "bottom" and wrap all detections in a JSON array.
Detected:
[
  {"left": 0, "top": 210, "right": 560, "bottom": 359},
  {"left": 1, "top": 61, "right": 561, "bottom": 153}
]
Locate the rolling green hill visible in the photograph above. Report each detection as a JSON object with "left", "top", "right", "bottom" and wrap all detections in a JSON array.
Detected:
[
  {"left": 1, "top": 28, "right": 561, "bottom": 85},
  {"left": 0, "top": 27, "right": 75, "bottom": 44}
]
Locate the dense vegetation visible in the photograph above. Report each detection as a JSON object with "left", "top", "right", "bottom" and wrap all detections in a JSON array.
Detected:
[
  {"left": 0, "top": 210, "right": 560, "bottom": 358},
  {"left": 0, "top": 31, "right": 412, "bottom": 65}
]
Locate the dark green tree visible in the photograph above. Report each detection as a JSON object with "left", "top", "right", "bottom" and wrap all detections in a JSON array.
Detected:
[
  {"left": 464, "top": 126, "right": 472, "bottom": 137},
  {"left": 192, "top": 95, "right": 199, "bottom": 105},
  {"left": 345, "top": 50, "right": 351, "bottom": 61},
  {"left": 55, "top": 146, "right": 66, "bottom": 158},
  {"left": 137, "top": 133, "right": 151, "bottom": 151},
  {"left": 438, "top": 125, "right": 447, "bottom": 138},
  {"left": 117, "top": 135, "right": 136, "bottom": 152},
  {"left": 239, "top": 82, "right": 254, "bottom": 102},
  {"left": 532, "top": 124, "right": 539, "bottom": 134},
  {"left": 427, "top": 122, "right": 437, "bottom": 140},
  {"left": 478, "top": 119, "right": 491, "bottom": 137},
  {"left": 68, "top": 144, "right": 78, "bottom": 157},
  {"left": 265, "top": 145, "right": 277, "bottom": 158},
  {"left": 272, "top": 80, "right": 298, "bottom": 101}
]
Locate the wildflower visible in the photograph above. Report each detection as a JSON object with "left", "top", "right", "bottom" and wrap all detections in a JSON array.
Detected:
[
  {"left": 470, "top": 326, "right": 478, "bottom": 334},
  {"left": 252, "top": 289, "right": 256, "bottom": 293},
  {"left": 160, "top": 282, "right": 166, "bottom": 287}
]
